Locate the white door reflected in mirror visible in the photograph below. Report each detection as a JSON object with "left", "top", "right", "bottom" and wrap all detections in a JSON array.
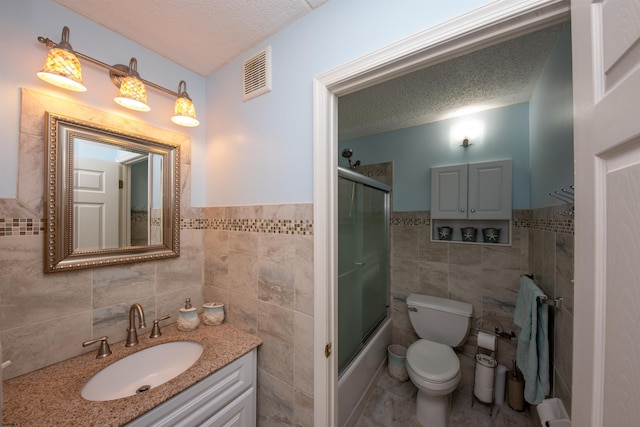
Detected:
[{"left": 73, "top": 139, "right": 163, "bottom": 251}]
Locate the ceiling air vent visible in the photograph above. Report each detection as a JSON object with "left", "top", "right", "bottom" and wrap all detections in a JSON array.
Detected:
[{"left": 242, "top": 46, "right": 272, "bottom": 101}]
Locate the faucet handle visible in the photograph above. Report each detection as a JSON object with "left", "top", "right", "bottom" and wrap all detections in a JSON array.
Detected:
[
  {"left": 149, "top": 315, "right": 171, "bottom": 338},
  {"left": 82, "top": 336, "right": 112, "bottom": 359}
]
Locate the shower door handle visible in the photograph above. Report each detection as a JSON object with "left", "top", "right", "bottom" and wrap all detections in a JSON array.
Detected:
[{"left": 355, "top": 262, "right": 365, "bottom": 266}]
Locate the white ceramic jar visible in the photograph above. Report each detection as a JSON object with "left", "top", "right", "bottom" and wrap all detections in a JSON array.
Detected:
[{"left": 202, "top": 302, "right": 225, "bottom": 326}]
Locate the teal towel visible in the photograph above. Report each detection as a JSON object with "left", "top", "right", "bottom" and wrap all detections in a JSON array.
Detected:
[{"left": 514, "top": 275, "right": 550, "bottom": 404}]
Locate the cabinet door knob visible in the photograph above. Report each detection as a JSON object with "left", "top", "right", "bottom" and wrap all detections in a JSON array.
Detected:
[{"left": 470, "top": 209, "right": 476, "bottom": 213}]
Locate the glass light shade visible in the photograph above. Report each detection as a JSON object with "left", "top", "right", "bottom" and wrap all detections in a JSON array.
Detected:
[
  {"left": 171, "top": 97, "right": 199, "bottom": 127},
  {"left": 37, "top": 48, "right": 86, "bottom": 92},
  {"left": 114, "top": 76, "right": 150, "bottom": 112}
]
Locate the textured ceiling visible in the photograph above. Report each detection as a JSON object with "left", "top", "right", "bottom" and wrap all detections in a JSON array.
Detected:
[
  {"left": 338, "top": 24, "right": 564, "bottom": 141},
  {"left": 53, "top": 0, "right": 329, "bottom": 76},
  {"left": 52, "top": 1, "right": 563, "bottom": 139}
]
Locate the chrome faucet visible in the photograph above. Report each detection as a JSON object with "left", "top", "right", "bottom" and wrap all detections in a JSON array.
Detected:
[{"left": 125, "top": 303, "right": 147, "bottom": 347}]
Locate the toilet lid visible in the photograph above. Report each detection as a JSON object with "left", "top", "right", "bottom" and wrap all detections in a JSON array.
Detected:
[{"left": 407, "top": 339, "right": 460, "bottom": 383}]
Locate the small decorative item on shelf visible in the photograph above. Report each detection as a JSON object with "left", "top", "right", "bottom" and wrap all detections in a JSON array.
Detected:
[
  {"left": 482, "top": 228, "right": 501, "bottom": 243},
  {"left": 461, "top": 227, "right": 477, "bottom": 242},
  {"left": 437, "top": 226, "right": 453, "bottom": 240},
  {"left": 202, "top": 302, "right": 225, "bottom": 326}
]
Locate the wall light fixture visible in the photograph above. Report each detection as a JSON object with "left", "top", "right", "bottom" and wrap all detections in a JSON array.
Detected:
[
  {"left": 450, "top": 120, "right": 484, "bottom": 148},
  {"left": 37, "top": 26, "right": 199, "bottom": 127}
]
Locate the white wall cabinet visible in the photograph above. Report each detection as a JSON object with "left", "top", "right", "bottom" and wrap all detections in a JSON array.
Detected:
[
  {"left": 431, "top": 159, "right": 512, "bottom": 220},
  {"left": 126, "top": 349, "right": 256, "bottom": 427},
  {"left": 431, "top": 160, "right": 512, "bottom": 245}
]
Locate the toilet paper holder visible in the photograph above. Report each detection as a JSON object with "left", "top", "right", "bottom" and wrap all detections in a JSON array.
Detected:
[{"left": 471, "top": 353, "right": 497, "bottom": 415}]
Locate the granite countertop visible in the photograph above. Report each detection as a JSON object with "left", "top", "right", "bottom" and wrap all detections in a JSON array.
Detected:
[{"left": 2, "top": 321, "right": 261, "bottom": 427}]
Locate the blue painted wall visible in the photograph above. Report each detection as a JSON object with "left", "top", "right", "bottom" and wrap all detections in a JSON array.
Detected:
[
  {"left": 339, "top": 103, "right": 531, "bottom": 211},
  {"left": 205, "top": 0, "right": 492, "bottom": 206},
  {"left": 1, "top": 0, "right": 505, "bottom": 207},
  {"left": 338, "top": 23, "right": 573, "bottom": 213},
  {"left": 529, "top": 22, "right": 574, "bottom": 208}
]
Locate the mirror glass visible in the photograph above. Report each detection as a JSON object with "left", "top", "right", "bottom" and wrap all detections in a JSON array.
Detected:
[{"left": 45, "top": 113, "right": 180, "bottom": 272}]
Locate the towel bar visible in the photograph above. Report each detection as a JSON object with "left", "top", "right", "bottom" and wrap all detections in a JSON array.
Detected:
[
  {"left": 537, "top": 296, "right": 563, "bottom": 309},
  {"left": 521, "top": 274, "right": 563, "bottom": 309}
]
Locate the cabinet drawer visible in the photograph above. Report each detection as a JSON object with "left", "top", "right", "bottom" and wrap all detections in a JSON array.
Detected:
[
  {"left": 127, "top": 349, "right": 256, "bottom": 427},
  {"left": 201, "top": 387, "right": 255, "bottom": 427}
]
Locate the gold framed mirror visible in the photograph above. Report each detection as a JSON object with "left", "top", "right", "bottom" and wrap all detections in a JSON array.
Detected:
[{"left": 44, "top": 113, "right": 180, "bottom": 272}]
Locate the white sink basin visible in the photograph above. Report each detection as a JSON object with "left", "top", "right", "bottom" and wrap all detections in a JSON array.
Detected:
[{"left": 81, "top": 341, "right": 204, "bottom": 401}]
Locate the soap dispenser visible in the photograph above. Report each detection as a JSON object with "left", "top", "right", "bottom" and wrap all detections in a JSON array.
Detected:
[{"left": 177, "top": 298, "right": 200, "bottom": 331}]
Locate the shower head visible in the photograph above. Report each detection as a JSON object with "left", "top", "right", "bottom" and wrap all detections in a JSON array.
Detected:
[{"left": 341, "top": 148, "right": 361, "bottom": 170}]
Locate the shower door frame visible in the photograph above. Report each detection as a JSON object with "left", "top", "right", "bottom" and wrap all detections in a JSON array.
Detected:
[{"left": 337, "top": 166, "right": 391, "bottom": 377}]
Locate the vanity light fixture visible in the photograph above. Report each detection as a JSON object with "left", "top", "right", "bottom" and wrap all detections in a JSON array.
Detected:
[
  {"left": 171, "top": 81, "right": 200, "bottom": 127},
  {"left": 113, "top": 58, "right": 150, "bottom": 112},
  {"left": 36, "top": 26, "right": 86, "bottom": 92},
  {"left": 37, "top": 26, "right": 199, "bottom": 127}
]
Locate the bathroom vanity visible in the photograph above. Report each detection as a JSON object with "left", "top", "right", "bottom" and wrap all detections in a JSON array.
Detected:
[
  {"left": 126, "top": 349, "right": 256, "bottom": 426},
  {"left": 1, "top": 322, "right": 261, "bottom": 426}
]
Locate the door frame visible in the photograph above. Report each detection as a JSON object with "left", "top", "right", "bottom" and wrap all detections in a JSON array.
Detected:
[{"left": 312, "top": 0, "right": 570, "bottom": 425}]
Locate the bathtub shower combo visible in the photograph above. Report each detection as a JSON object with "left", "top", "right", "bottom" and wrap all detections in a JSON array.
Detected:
[{"left": 337, "top": 166, "right": 391, "bottom": 427}]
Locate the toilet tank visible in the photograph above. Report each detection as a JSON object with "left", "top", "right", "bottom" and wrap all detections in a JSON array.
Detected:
[{"left": 406, "top": 294, "right": 473, "bottom": 347}]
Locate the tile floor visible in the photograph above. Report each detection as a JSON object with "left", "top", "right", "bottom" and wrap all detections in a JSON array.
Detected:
[{"left": 354, "top": 357, "right": 531, "bottom": 427}]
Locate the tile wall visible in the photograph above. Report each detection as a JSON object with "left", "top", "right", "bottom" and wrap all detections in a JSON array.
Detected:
[
  {"left": 362, "top": 161, "right": 574, "bottom": 410},
  {"left": 0, "top": 89, "right": 201, "bottom": 381},
  {"left": 200, "top": 204, "right": 314, "bottom": 427},
  {"left": 2, "top": 90, "right": 573, "bottom": 425},
  {"left": 389, "top": 206, "right": 574, "bottom": 413},
  {"left": 0, "top": 204, "right": 315, "bottom": 426},
  {"left": 389, "top": 210, "right": 531, "bottom": 372},
  {"left": 530, "top": 206, "right": 574, "bottom": 416},
  {"left": 1, "top": 89, "right": 315, "bottom": 427}
]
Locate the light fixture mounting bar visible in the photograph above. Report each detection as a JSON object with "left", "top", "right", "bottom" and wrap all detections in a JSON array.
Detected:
[{"left": 37, "top": 36, "right": 180, "bottom": 98}]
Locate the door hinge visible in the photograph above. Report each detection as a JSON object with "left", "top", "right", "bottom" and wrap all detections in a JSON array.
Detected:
[
  {"left": 325, "top": 343, "right": 332, "bottom": 358},
  {"left": 119, "top": 180, "right": 123, "bottom": 189}
]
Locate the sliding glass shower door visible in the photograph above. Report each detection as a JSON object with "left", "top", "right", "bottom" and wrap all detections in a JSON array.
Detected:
[{"left": 338, "top": 168, "right": 390, "bottom": 375}]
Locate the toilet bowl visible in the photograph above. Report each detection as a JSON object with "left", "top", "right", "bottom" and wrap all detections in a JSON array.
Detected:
[
  {"left": 407, "top": 339, "right": 461, "bottom": 395},
  {"left": 407, "top": 339, "right": 461, "bottom": 426},
  {"left": 405, "top": 294, "right": 472, "bottom": 427}
]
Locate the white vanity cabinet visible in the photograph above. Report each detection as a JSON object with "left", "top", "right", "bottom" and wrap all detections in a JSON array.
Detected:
[
  {"left": 431, "top": 159, "right": 512, "bottom": 220},
  {"left": 126, "top": 349, "right": 256, "bottom": 427}
]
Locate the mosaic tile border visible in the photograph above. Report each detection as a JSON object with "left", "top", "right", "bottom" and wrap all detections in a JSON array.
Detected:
[
  {"left": 0, "top": 218, "right": 45, "bottom": 236},
  {"left": 2, "top": 214, "right": 574, "bottom": 237},
  {"left": 181, "top": 218, "right": 313, "bottom": 235},
  {"left": 516, "top": 218, "right": 574, "bottom": 235},
  {"left": 0, "top": 217, "right": 313, "bottom": 237},
  {"left": 389, "top": 214, "right": 574, "bottom": 235},
  {"left": 131, "top": 211, "right": 149, "bottom": 223},
  {"left": 390, "top": 217, "right": 430, "bottom": 226}
]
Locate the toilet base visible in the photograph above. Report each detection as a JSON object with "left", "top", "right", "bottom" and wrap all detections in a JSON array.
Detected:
[{"left": 416, "top": 390, "right": 451, "bottom": 427}]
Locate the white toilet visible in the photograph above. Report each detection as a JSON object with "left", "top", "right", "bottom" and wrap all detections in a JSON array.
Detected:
[{"left": 405, "top": 293, "right": 473, "bottom": 427}]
